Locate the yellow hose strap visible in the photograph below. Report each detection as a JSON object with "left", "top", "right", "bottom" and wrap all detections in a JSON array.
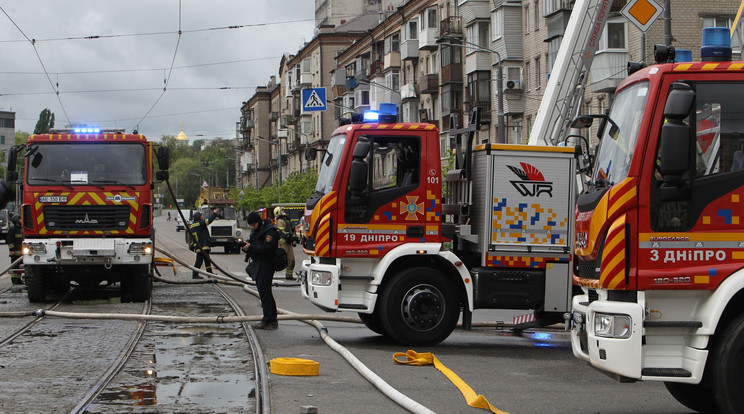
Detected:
[
  {"left": 393, "top": 350, "right": 509, "bottom": 414},
  {"left": 270, "top": 357, "right": 319, "bottom": 376}
]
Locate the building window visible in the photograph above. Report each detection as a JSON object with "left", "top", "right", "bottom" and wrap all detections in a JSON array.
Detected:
[
  {"left": 466, "top": 21, "right": 489, "bottom": 53},
  {"left": 524, "top": 4, "right": 530, "bottom": 33},
  {"left": 386, "top": 70, "right": 400, "bottom": 91},
  {"left": 524, "top": 61, "right": 530, "bottom": 90},
  {"left": 0, "top": 136, "right": 4, "bottom": 145},
  {"left": 534, "top": 0, "right": 540, "bottom": 30},
  {"left": 599, "top": 20, "right": 627, "bottom": 51},
  {"left": 535, "top": 56, "right": 541, "bottom": 89},
  {"left": 430, "top": 52, "right": 438, "bottom": 74},
  {"left": 491, "top": 9, "right": 503, "bottom": 41},
  {"left": 385, "top": 32, "right": 400, "bottom": 54},
  {"left": 547, "top": 36, "right": 561, "bottom": 72},
  {"left": 407, "top": 19, "right": 418, "bottom": 40},
  {"left": 441, "top": 43, "right": 462, "bottom": 67},
  {"left": 467, "top": 71, "right": 490, "bottom": 103}
]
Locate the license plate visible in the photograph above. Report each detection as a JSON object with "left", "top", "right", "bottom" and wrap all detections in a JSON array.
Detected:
[{"left": 39, "top": 195, "right": 68, "bottom": 203}]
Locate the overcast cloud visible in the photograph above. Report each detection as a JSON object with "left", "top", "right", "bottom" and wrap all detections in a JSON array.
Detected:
[{"left": 0, "top": 0, "right": 315, "bottom": 141}]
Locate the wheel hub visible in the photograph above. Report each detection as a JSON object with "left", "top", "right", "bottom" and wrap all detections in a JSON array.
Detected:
[{"left": 401, "top": 284, "right": 445, "bottom": 331}]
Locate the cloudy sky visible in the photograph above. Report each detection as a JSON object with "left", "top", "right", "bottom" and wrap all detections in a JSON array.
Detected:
[{"left": 0, "top": 1, "right": 315, "bottom": 141}]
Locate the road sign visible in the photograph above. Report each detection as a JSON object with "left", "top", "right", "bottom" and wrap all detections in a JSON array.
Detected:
[
  {"left": 301, "top": 88, "right": 327, "bottom": 112},
  {"left": 621, "top": 0, "right": 663, "bottom": 32}
]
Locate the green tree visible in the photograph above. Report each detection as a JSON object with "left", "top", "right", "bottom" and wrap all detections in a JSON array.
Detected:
[{"left": 33, "top": 109, "right": 54, "bottom": 134}]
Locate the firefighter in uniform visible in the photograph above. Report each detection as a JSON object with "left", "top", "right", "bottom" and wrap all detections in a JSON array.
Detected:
[
  {"left": 242, "top": 211, "right": 279, "bottom": 329},
  {"left": 189, "top": 209, "right": 218, "bottom": 279},
  {"left": 273, "top": 206, "right": 296, "bottom": 280},
  {"left": 7, "top": 214, "right": 23, "bottom": 285}
]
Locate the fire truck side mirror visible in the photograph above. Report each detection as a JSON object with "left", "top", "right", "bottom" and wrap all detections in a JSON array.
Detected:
[
  {"left": 658, "top": 83, "right": 695, "bottom": 200},
  {"left": 156, "top": 146, "right": 170, "bottom": 171},
  {"left": 349, "top": 159, "right": 368, "bottom": 194},
  {"left": 6, "top": 146, "right": 18, "bottom": 181},
  {"left": 0, "top": 180, "right": 15, "bottom": 210}
]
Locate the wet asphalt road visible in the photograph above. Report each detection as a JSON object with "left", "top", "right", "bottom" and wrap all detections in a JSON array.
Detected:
[{"left": 0, "top": 211, "right": 694, "bottom": 414}]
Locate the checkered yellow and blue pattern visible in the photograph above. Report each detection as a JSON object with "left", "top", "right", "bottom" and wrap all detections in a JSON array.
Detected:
[{"left": 491, "top": 198, "right": 568, "bottom": 245}]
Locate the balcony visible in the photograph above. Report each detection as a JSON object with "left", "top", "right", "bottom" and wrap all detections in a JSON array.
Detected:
[
  {"left": 441, "top": 64, "right": 463, "bottom": 84},
  {"left": 465, "top": 101, "right": 491, "bottom": 124},
  {"left": 300, "top": 72, "right": 312, "bottom": 86},
  {"left": 440, "top": 16, "right": 463, "bottom": 40},
  {"left": 401, "top": 39, "right": 419, "bottom": 60},
  {"left": 419, "top": 74, "right": 439, "bottom": 95},
  {"left": 384, "top": 52, "right": 401, "bottom": 70},
  {"left": 242, "top": 119, "right": 255, "bottom": 130},
  {"left": 370, "top": 60, "right": 384, "bottom": 76},
  {"left": 589, "top": 50, "right": 629, "bottom": 93},
  {"left": 419, "top": 27, "right": 438, "bottom": 50}
]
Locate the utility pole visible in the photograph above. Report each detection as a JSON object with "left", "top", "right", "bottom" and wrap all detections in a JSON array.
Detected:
[{"left": 663, "top": 0, "right": 672, "bottom": 47}]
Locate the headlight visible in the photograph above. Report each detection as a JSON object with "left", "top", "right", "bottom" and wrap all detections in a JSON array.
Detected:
[
  {"left": 23, "top": 242, "right": 46, "bottom": 255},
  {"left": 594, "top": 313, "right": 632, "bottom": 338},
  {"left": 310, "top": 270, "right": 332, "bottom": 286},
  {"left": 128, "top": 243, "right": 153, "bottom": 255}
]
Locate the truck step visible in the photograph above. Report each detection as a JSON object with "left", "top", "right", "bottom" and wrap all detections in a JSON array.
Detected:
[
  {"left": 641, "top": 367, "right": 692, "bottom": 377},
  {"left": 643, "top": 321, "right": 702, "bottom": 329}
]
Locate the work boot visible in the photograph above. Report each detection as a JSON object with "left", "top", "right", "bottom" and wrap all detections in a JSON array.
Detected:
[
  {"left": 252, "top": 321, "right": 278, "bottom": 330},
  {"left": 192, "top": 273, "right": 203, "bottom": 280},
  {"left": 285, "top": 272, "right": 295, "bottom": 280}
]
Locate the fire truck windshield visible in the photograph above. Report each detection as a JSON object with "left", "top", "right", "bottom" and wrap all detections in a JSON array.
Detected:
[
  {"left": 26, "top": 143, "right": 147, "bottom": 186},
  {"left": 314, "top": 134, "right": 346, "bottom": 195},
  {"left": 592, "top": 81, "right": 649, "bottom": 186}
]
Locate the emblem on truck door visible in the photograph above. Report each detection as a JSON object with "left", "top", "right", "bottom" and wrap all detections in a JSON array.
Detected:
[{"left": 507, "top": 162, "right": 553, "bottom": 197}]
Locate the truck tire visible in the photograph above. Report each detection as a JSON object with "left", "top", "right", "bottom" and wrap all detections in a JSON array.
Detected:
[
  {"left": 709, "top": 313, "right": 744, "bottom": 413},
  {"left": 121, "top": 265, "right": 152, "bottom": 303},
  {"left": 358, "top": 309, "right": 387, "bottom": 336},
  {"left": 663, "top": 382, "right": 716, "bottom": 413},
  {"left": 379, "top": 267, "right": 459, "bottom": 346},
  {"left": 25, "top": 265, "right": 47, "bottom": 303}
]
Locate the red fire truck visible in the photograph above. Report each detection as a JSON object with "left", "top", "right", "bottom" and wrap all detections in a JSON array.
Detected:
[
  {"left": 299, "top": 109, "right": 578, "bottom": 346},
  {"left": 569, "top": 30, "right": 744, "bottom": 412},
  {"left": 9, "top": 128, "right": 169, "bottom": 303}
]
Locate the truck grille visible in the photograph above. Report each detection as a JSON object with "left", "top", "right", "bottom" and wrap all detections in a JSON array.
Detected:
[
  {"left": 43, "top": 205, "right": 130, "bottom": 231},
  {"left": 210, "top": 226, "right": 232, "bottom": 237}
]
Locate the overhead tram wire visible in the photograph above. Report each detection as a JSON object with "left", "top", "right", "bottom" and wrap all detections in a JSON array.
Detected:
[
  {"left": 0, "top": 4, "right": 72, "bottom": 126},
  {"left": 135, "top": 0, "right": 183, "bottom": 133},
  {"left": 0, "top": 18, "right": 315, "bottom": 44}
]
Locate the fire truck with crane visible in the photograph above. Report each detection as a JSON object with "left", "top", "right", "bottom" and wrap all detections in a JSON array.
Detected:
[
  {"left": 567, "top": 27, "right": 744, "bottom": 413},
  {"left": 7, "top": 127, "right": 170, "bottom": 303}
]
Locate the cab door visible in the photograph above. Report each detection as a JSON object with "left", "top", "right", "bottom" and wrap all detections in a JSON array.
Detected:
[
  {"left": 639, "top": 76, "right": 744, "bottom": 291},
  {"left": 337, "top": 131, "right": 430, "bottom": 258}
]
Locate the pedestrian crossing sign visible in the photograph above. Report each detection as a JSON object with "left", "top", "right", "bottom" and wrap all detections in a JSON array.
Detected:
[{"left": 302, "top": 88, "right": 327, "bottom": 112}]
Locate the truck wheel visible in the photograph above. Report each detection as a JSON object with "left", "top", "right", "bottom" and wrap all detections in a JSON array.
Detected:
[
  {"left": 121, "top": 265, "right": 152, "bottom": 303},
  {"left": 379, "top": 267, "right": 459, "bottom": 346},
  {"left": 663, "top": 382, "right": 716, "bottom": 413},
  {"left": 25, "top": 265, "right": 47, "bottom": 303},
  {"left": 709, "top": 314, "right": 744, "bottom": 413},
  {"left": 358, "top": 309, "right": 387, "bottom": 336}
]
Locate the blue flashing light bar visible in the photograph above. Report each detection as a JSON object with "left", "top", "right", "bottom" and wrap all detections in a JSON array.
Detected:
[
  {"left": 363, "top": 110, "right": 380, "bottom": 123},
  {"left": 701, "top": 27, "right": 732, "bottom": 61},
  {"left": 73, "top": 128, "right": 101, "bottom": 134},
  {"left": 675, "top": 49, "right": 692, "bottom": 63}
]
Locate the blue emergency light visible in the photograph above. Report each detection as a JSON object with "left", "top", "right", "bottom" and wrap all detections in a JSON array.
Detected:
[
  {"left": 701, "top": 27, "right": 732, "bottom": 61},
  {"left": 73, "top": 128, "right": 101, "bottom": 134},
  {"left": 362, "top": 103, "right": 398, "bottom": 123}
]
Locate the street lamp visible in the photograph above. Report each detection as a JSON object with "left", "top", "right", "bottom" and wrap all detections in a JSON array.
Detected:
[{"left": 440, "top": 41, "right": 505, "bottom": 144}]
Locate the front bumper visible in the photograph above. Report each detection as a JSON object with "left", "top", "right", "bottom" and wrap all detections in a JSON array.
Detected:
[
  {"left": 22, "top": 238, "right": 153, "bottom": 266},
  {"left": 570, "top": 292, "right": 645, "bottom": 380}
]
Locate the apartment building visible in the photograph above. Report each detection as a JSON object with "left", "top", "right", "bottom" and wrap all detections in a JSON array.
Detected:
[{"left": 241, "top": 0, "right": 743, "bottom": 188}]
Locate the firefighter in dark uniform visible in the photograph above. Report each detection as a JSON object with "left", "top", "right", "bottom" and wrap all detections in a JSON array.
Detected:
[
  {"left": 242, "top": 211, "right": 280, "bottom": 329},
  {"left": 273, "top": 206, "right": 296, "bottom": 280},
  {"left": 189, "top": 208, "right": 218, "bottom": 279},
  {"left": 7, "top": 214, "right": 23, "bottom": 285}
]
